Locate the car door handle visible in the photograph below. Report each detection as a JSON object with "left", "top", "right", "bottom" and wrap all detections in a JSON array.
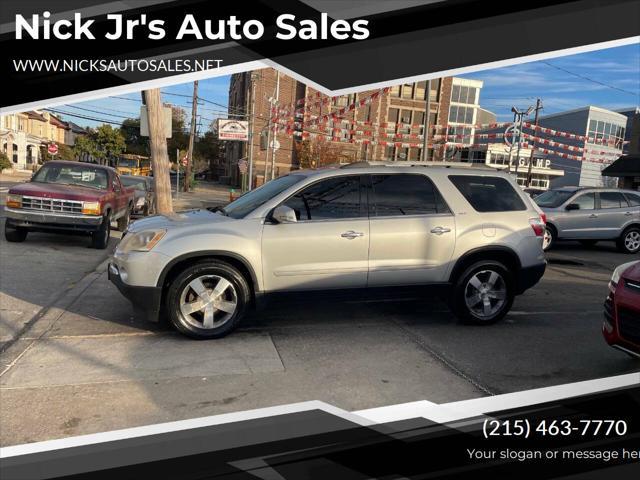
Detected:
[
  {"left": 341, "top": 230, "right": 364, "bottom": 239},
  {"left": 588, "top": 214, "right": 598, "bottom": 218},
  {"left": 624, "top": 212, "right": 633, "bottom": 216},
  {"left": 430, "top": 226, "right": 451, "bottom": 235}
]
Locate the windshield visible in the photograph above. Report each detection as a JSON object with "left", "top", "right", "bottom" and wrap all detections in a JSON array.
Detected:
[
  {"left": 121, "top": 177, "right": 147, "bottom": 190},
  {"left": 224, "top": 175, "right": 306, "bottom": 219},
  {"left": 534, "top": 190, "right": 575, "bottom": 208},
  {"left": 117, "top": 158, "right": 138, "bottom": 168},
  {"left": 32, "top": 164, "right": 108, "bottom": 190}
]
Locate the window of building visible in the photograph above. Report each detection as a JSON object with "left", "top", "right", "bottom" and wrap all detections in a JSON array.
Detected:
[
  {"left": 384, "top": 146, "right": 395, "bottom": 161},
  {"left": 283, "top": 176, "right": 365, "bottom": 220},
  {"left": 388, "top": 108, "right": 399, "bottom": 124},
  {"left": 370, "top": 174, "right": 449, "bottom": 216},
  {"left": 415, "top": 81, "right": 427, "bottom": 100},
  {"left": 390, "top": 85, "right": 401, "bottom": 97},
  {"left": 449, "top": 105, "right": 474, "bottom": 124},
  {"left": 363, "top": 104, "right": 372, "bottom": 122},
  {"left": 599, "top": 192, "right": 627, "bottom": 209},
  {"left": 409, "top": 148, "right": 422, "bottom": 161},
  {"left": 430, "top": 79, "right": 441, "bottom": 101},
  {"left": 399, "top": 110, "right": 412, "bottom": 134},
  {"left": 401, "top": 84, "right": 414, "bottom": 99},
  {"left": 449, "top": 175, "right": 527, "bottom": 212},
  {"left": 397, "top": 147, "right": 409, "bottom": 160}
]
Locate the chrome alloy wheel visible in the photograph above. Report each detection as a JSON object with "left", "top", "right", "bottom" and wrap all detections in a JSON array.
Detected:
[
  {"left": 179, "top": 275, "right": 238, "bottom": 329},
  {"left": 624, "top": 230, "right": 640, "bottom": 252},
  {"left": 464, "top": 270, "right": 507, "bottom": 319},
  {"left": 542, "top": 227, "right": 552, "bottom": 250}
]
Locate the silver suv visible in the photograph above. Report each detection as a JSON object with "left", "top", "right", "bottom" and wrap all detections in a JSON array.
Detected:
[
  {"left": 109, "top": 163, "right": 547, "bottom": 339},
  {"left": 535, "top": 187, "right": 640, "bottom": 253}
]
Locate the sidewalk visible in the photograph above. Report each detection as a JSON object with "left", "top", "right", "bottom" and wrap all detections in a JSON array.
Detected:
[{"left": 171, "top": 181, "right": 235, "bottom": 211}]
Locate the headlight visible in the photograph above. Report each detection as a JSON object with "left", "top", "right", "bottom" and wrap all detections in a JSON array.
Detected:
[
  {"left": 118, "top": 229, "right": 166, "bottom": 253},
  {"left": 6, "top": 194, "right": 22, "bottom": 208},
  {"left": 610, "top": 261, "right": 638, "bottom": 290},
  {"left": 82, "top": 201, "right": 101, "bottom": 215},
  {"left": 136, "top": 197, "right": 145, "bottom": 207}
]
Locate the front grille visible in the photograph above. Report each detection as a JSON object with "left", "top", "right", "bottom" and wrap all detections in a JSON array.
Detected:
[
  {"left": 619, "top": 308, "right": 640, "bottom": 345},
  {"left": 21, "top": 196, "right": 83, "bottom": 214}
]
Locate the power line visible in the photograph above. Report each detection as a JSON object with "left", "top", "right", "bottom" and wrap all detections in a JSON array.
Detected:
[{"left": 542, "top": 61, "right": 639, "bottom": 97}]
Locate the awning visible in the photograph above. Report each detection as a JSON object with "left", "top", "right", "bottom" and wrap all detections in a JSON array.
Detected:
[{"left": 601, "top": 154, "right": 640, "bottom": 177}]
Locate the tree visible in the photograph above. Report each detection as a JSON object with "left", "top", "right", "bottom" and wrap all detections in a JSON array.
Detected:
[
  {"left": 294, "top": 137, "right": 344, "bottom": 169},
  {"left": 93, "top": 124, "right": 126, "bottom": 163},
  {"left": 121, "top": 118, "right": 148, "bottom": 155},
  {"left": 56, "top": 144, "right": 75, "bottom": 161},
  {"left": 0, "top": 152, "right": 11, "bottom": 171},
  {"left": 73, "top": 134, "right": 100, "bottom": 160},
  {"left": 196, "top": 129, "right": 222, "bottom": 174}
]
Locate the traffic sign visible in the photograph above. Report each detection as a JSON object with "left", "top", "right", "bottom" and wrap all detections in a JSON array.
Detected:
[
  {"left": 47, "top": 143, "right": 58, "bottom": 155},
  {"left": 238, "top": 159, "right": 248, "bottom": 174},
  {"left": 504, "top": 125, "right": 519, "bottom": 148}
]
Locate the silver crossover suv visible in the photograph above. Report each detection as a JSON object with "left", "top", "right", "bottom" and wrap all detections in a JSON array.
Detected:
[
  {"left": 109, "top": 163, "right": 547, "bottom": 339},
  {"left": 535, "top": 187, "right": 640, "bottom": 253}
]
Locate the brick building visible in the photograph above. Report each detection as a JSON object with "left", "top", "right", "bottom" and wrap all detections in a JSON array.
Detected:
[{"left": 225, "top": 69, "right": 488, "bottom": 188}]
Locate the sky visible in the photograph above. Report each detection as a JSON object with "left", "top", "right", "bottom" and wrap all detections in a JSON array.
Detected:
[
  {"left": 53, "top": 42, "right": 639, "bottom": 130},
  {"left": 459, "top": 43, "right": 640, "bottom": 120}
]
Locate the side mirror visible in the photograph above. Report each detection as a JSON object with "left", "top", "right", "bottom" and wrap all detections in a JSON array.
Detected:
[
  {"left": 566, "top": 203, "right": 580, "bottom": 211},
  {"left": 272, "top": 205, "right": 297, "bottom": 224}
]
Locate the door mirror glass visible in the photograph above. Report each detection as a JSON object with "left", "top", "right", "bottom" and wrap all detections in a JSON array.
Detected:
[
  {"left": 272, "top": 205, "right": 297, "bottom": 224},
  {"left": 566, "top": 203, "right": 580, "bottom": 211}
]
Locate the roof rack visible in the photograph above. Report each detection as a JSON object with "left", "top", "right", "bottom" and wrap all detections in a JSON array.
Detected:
[{"left": 340, "top": 161, "right": 494, "bottom": 169}]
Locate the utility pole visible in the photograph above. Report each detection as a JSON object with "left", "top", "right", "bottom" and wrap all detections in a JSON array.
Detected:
[
  {"left": 144, "top": 89, "right": 173, "bottom": 214},
  {"left": 526, "top": 98, "right": 543, "bottom": 187},
  {"left": 270, "top": 71, "right": 280, "bottom": 180},
  {"left": 422, "top": 79, "right": 431, "bottom": 162},
  {"left": 247, "top": 73, "right": 257, "bottom": 190},
  {"left": 184, "top": 80, "right": 198, "bottom": 193}
]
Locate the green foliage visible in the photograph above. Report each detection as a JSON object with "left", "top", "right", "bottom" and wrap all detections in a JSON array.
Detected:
[
  {"left": 121, "top": 118, "right": 148, "bottom": 155},
  {"left": 0, "top": 152, "right": 11, "bottom": 171},
  {"left": 73, "top": 125, "right": 126, "bottom": 163}
]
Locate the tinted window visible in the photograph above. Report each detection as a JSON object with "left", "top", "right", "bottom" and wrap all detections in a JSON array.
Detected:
[
  {"left": 370, "top": 174, "right": 449, "bottom": 216},
  {"left": 572, "top": 193, "right": 595, "bottom": 210},
  {"left": 449, "top": 175, "right": 526, "bottom": 212},
  {"left": 599, "top": 192, "right": 627, "bottom": 209},
  {"left": 283, "top": 176, "right": 364, "bottom": 221},
  {"left": 624, "top": 193, "right": 640, "bottom": 207}
]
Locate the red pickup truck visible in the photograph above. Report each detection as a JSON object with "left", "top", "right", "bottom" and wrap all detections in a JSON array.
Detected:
[{"left": 4, "top": 160, "right": 135, "bottom": 249}]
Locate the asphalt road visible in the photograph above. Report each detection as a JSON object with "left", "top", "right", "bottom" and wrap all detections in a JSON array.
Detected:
[{"left": 0, "top": 180, "right": 638, "bottom": 445}]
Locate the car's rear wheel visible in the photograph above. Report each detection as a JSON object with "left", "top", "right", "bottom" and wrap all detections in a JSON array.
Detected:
[
  {"left": 542, "top": 225, "right": 556, "bottom": 251},
  {"left": 4, "top": 222, "right": 28, "bottom": 242},
  {"left": 617, "top": 227, "right": 640, "bottom": 254},
  {"left": 166, "top": 261, "right": 250, "bottom": 339},
  {"left": 117, "top": 206, "right": 131, "bottom": 232},
  {"left": 450, "top": 261, "right": 514, "bottom": 325},
  {"left": 91, "top": 215, "right": 110, "bottom": 249}
]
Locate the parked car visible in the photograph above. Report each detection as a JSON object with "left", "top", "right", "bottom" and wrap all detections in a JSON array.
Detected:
[
  {"left": 535, "top": 187, "right": 640, "bottom": 253},
  {"left": 109, "top": 163, "right": 546, "bottom": 339},
  {"left": 120, "top": 175, "right": 155, "bottom": 217},
  {"left": 4, "top": 161, "right": 135, "bottom": 249},
  {"left": 603, "top": 260, "right": 640, "bottom": 358}
]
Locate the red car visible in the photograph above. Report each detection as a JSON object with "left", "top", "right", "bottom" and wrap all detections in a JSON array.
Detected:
[
  {"left": 4, "top": 161, "right": 135, "bottom": 249},
  {"left": 603, "top": 260, "right": 640, "bottom": 358}
]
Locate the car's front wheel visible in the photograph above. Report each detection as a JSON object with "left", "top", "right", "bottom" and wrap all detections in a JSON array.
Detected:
[
  {"left": 450, "top": 261, "right": 514, "bottom": 325},
  {"left": 617, "top": 226, "right": 640, "bottom": 254},
  {"left": 4, "top": 222, "right": 28, "bottom": 242},
  {"left": 91, "top": 215, "right": 110, "bottom": 249},
  {"left": 166, "top": 260, "right": 250, "bottom": 339},
  {"left": 117, "top": 206, "right": 131, "bottom": 232}
]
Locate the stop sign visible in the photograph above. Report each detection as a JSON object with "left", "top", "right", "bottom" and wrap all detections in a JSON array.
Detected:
[{"left": 47, "top": 143, "right": 58, "bottom": 155}]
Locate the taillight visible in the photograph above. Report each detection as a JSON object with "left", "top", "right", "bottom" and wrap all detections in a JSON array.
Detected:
[
  {"left": 529, "top": 216, "right": 545, "bottom": 237},
  {"left": 539, "top": 212, "right": 547, "bottom": 225}
]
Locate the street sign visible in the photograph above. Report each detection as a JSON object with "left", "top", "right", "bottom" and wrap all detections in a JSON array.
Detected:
[
  {"left": 140, "top": 106, "right": 173, "bottom": 138},
  {"left": 269, "top": 139, "right": 280, "bottom": 151},
  {"left": 47, "top": 143, "right": 58, "bottom": 155},
  {"left": 218, "top": 119, "right": 249, "bottom": 141}
]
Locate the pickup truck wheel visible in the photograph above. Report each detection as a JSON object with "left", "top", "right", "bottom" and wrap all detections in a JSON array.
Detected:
[
  {"left": 167, "top": 261, "right": 250, "bottom": 339},
  {"left": 117, "top": 206, "right": 131, "bottom": 232},
  {"left": 91, "top": 216, "right": 110, "bottom": 249},
  {"left": 617, "top": 226, "right": 640, "bottom": 254},
  {"left": 450, "top": 261, "right": 514, "bottom": 325},
  {"left": 4, "top": 222, "right": 28, "bottom": 242}
]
